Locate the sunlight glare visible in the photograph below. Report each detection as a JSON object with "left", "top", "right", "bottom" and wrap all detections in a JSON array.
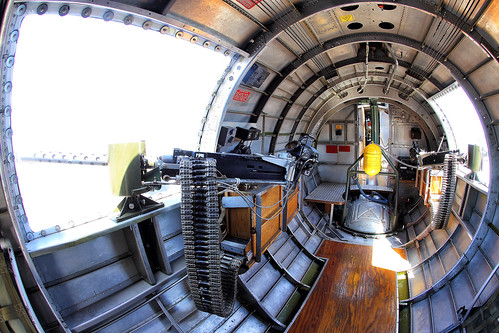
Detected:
[{"left": 371, "top": 238, "right": 410, "bottom": 271}]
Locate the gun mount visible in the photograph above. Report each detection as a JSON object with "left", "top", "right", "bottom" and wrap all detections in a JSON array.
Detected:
[{"left": 108, "top": 134, "right": 318, "bottom": 316}]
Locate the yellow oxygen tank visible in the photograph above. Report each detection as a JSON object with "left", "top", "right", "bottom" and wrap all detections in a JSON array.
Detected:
[{"left": 364, "top": 143, "right": 382, "bottom": 176}]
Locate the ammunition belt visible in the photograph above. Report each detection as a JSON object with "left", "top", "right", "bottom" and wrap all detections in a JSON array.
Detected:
[
  {"left": 431, "top": 153, "right": 457, "bottom": 229},
  {"left": 180, "top": 157, "right": 243, "bottom": 317}
]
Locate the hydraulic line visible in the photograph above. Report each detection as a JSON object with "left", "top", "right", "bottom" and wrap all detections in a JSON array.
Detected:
[
  {"left": 383, "top": 44, "right": 399, "bottom": 95},
  {"left": 358, "top": 43, "right": 369, "bottom": 94},
  {"left": 352, "top": 178, "right": 389, "bottom": 205}
]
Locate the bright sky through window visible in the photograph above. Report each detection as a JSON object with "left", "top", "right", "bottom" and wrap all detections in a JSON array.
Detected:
[
  {"left": 11, "top": 15, "right": 231, "bottom": 232},
  {"left": 429, "top": 84, "right": 489, "bottom": 186}
]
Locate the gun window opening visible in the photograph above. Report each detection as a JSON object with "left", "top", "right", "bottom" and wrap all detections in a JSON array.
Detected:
[
  {"left": 428, "top": 83, "right": 489, "bottom": 186},
  {"left": 11, "top": 15, "right": 231, "bottom": 232}
]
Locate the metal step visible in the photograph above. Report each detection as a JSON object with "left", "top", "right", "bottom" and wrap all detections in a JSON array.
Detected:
[
  {"left": 190, "top": 301, "right": 243, "bottom": 333},
  {"left": 430, "top": 229, "right": 449, "bottom": 249},
  {"left": 293, "top": 224, "right": 310, "bottom": 244},
  {"left": 406, "top": 243, "right": 422, "bottom": 266},
  {"left": 449, "top": 268, "right": 476, "bottom": 315},
  {"left": 466, "top": 249, "right": 499, "bottom": 306},
  {"left": 420, "top": 232, "right": 437, "bottom": 260},
  {"left": 408, "top": 265, "right": 428, "bottom": 297},
  {"left": 480, "top": 228, "right": 499, "bottom": 267},
  {"left": 98, "top": 303, "right": 170, "bottom": 333},
  {"left": 233, "top": 312, "right": 269, "bottom": 333},
  {"left": 307, "top": 209, "right": 322, "bottom": 227},
  {"left": 411, "top": 298, "right": 432, "bottom": 333},
  {"left": 213, "top": 304, "right": 251, "bottom": 333},
  {"left": 414, "top": 213, "right": 430, "bottom": 235},
  {"left": 407, "top": 203, "right": 429, "bottom": 227},
  {"left": 469, "top": 210, "right": 482, "bottom": 232},
  {"left": 261, "top": 277, "right": 297, "bottom": 317},
  {"left": 244, "top": 258, "right": 281, "bottom": 300},
  {"left": 430, "top": 285, "right": 457, "bottom": 332},
  {"left": 406, "top": 225, "right": 417, "bottom": 242},
  {"left": 267, "top": 232, "right": 290, "bottom": 256},
  {"left": 286, "top": 252, "right": 313, "bottom": 282},
  {"left": 301, "top": 203, "right": 313, "bottom": 218},
  {"left": 316, "top": 218, "right": 326, "bottom": 233},
  {"left": 406, "top": 196, "right": 423, "bottom": 216},
  {"left": 428, "top": 255, "right": 445, "bottom": 286},
  {"left": 304, "top": 233, "right": 322, "bottom": 254},
  {"left": 269, "top": 234, "right": 298, "bottom": 264},
  {"left": 281, "top": 244, "right": 302, "bottom": 268},
  {"left": 452, "top": 225, "right": 472, "bottom": 256},
  {"left": 438, "top": 241, "right": 460, "bottom": 272},
  {"left": 445, "top": 214, "right": 459, "bottom": 235}
]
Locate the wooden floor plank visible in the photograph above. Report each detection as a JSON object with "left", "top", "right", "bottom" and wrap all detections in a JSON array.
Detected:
[{"left": 288, "top": 241, "right": 397, "bottom": 333}]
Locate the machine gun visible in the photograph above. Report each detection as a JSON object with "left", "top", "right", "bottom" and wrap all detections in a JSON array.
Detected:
[{"left": 109, "top": 133, "right": 318, "bottom": 317}]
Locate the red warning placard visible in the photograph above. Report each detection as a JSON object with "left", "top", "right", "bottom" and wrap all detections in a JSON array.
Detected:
[
  {"left": 233, "top": 89, "right": 251, "bottom": 102},
  {"left": 326, "top": 145, "right": 338, "bottom": 153},
  {"left": 235, "top": 0, "right": 262, "bottom": 9}
]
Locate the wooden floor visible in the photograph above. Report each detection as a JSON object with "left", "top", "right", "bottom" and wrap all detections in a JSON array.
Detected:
[{"left": 289, "top": 241, "right": 398, "bottom": 333}]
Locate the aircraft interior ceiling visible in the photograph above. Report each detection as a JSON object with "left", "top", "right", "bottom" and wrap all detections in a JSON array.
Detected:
[{"left": 0, "top": 0, "right": 499, "bottom": 332}]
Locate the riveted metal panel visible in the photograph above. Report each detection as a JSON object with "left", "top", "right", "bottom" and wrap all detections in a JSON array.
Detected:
[
  {"left": 337, "top": 65, "right": 356, "bottom": 77},
  {"left": 419, "top": 80, "right": 439, "bottom": 97},
  {"left": 411, "top": 298, "right": 432, "bottom": 333},
  {"left": 450, "top": 269, "right": 476, "bottom": 309},
  {"left": 327, "top": 44, "right": 358, "bottom": 63},
  {"left": 332, "top": 3, "right": 401, "bottom": 35},
  {"left": 168, "top": 0, "right": 256, "bottom": 47},
  {"left": 295, "top": 122, "right": 309, "bottom": 136},
  {"left": 236, "top": 314, "right": 268, "bottom": 332},
  {"left": 294, "top": 65, "right": 316, "bottom": 82},
  {"left": 410, "top": 53, "right": 434, "bottom": 72},
  {"left": 98, "top": 302, "right": 166, "bottom": 333},
  {"left": 262, "top": 99, "right": 287, "bottom": 120},
  {"left": 281, "top": 104, "right": 300, "bottom": 121},
  {"left": 33, "top": 231, "right": 129, "bottom": 284},
  {"left": 432, "top": 285, "right": 458, "bottom": 332},
  {"left": 279, "top": 119, "right": 295, "bottom": 135},
  {"left": 467, "top": 250, "right": 499, "bottom": 305},
  {"left": 246, "top": 261, "right": 281, "bottom": 300},
  {"left": 276, "top": 25, "right": 316, "bottom": 56},
  {"left": 48, "top": 256, "right": 140, "bottom": 315},
  {"left": 261, "top": 278, "right": 295, "bottom": 316},
  {"left": 469, "top": 60, "right": 499, "bottom": 96},
  {"left": 155, "top": 206, "right": 181, "bottom": 240},
  {"left": 453, "top": 225, "right": 473, "bottom": 255},
  {"left": 228, "top": 1, "right": 283, "bottom": 24},
  {"left": 306, "top": 9, "right": 342, "bottom": 43},
  {"left": 448, "top": 37, "right": 490, "bottom": 74},
  {"left": 484, "top": 94, "right": 499, "bottom": 120},
  {"left": 481, "top": 229, "right": 499, "bottom": 266},
  {"left": 258, "top": 40, "right": 296, "bottom": 72},
  {"left": 397, "top": 7, "right": 434, "bottom": 42},
  {"left": 430, "top": 65, "right": 454, "bottom": 87},
  {"left": 392, "top": 45, "right": 418, "bottom": 63},
  {"left": 294, "top": 91, "right": 315, "bottom": 111},
  {"left": 278, "top": 80, "right": 300, "bottom": 98}
]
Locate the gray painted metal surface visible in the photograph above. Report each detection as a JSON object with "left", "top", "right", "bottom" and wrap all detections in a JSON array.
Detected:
[{"left": 0, "top": 0, "right": 498, "bottom": 332}]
